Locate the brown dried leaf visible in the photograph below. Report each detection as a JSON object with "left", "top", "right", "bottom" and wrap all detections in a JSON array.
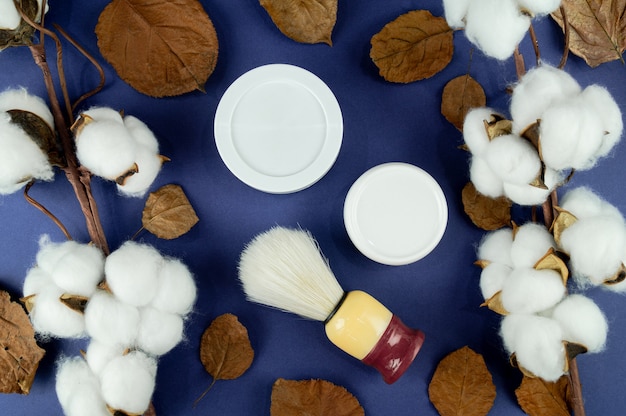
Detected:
[
  {"left": 551, "top": 0, "right": 626, "bottom": 67},
  {"left": 442, "top": 75, "right": 486, "bottom": 130},
  {"left": 95, "top": 0, "right": 219, "bottom": 97},
  {"left": 260, "top": 0, "right": 337, "bottom": 45},
  {"left": 429, "top": 346, "right": 496, "bottom": 416},
  {"left": 200, "top": 313, "right": 254, "bottom": 381},
  {"left": 0, "top": 291, "right": 45, "bottom": 394},
  {"left": 370, "top": 10, "right": 454, "bottom": 83},
  {"left": 515, "top": 375, "right": 572, "bottom": 416},
  {"left": 271, "top": 378, "right": 364, "bottom": 416},
  {"left": 0, "top": 0, "right": 38, "bottom": 50},
  {"left": 462, "top": 182, "right": 512, "bottom": 231},
  {"left": 7, "top": 109, "right": 64, "bottom": 167},
  {"left": 142, "top": 184, "right": 199, "bottom": 240}
]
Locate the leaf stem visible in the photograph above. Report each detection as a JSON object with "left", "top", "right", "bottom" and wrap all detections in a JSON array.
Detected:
[
  {"left": 193, "top": 377, "right": 217, "bottom": 408},
  {"left": 23, "top": 181, "right": 72, "bottom": 241},
  {"left": 558, "top": 6, "right": 570, "bottom": 69}
]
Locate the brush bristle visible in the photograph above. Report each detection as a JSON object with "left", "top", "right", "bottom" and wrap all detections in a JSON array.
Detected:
[{"left": 238, "top": 227, "right": 344, "bottom": 321}]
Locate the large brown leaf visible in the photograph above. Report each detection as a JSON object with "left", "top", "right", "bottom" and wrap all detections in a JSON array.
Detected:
[
  {"left": 95, "top": 0, "right": 219, "bottom": 97},
  {"left": 428, "top": 346, "right": 496, "bottom": 416},
  {"left": 515, "top": 375, "right": 572, "bottom": 416},
  {"left": 441, "top": 75, "right": 486, "bottom": 131},
  {"left": 462, "top": 182, "right": 512, "bottom": 231},
  {"left": 141, "top": 184, "right": 199, "bottom": 240},
  {"left": 270, "top": 378, "right": 364, "bottom": 416},
  {"left": 0, "top": 291, "right": 45, "bottom": 394},
  {"left": 552, "top": 0, "right": 626, "bottom": 67},
  {"left": 260, "top": 0, "right": 337, "bottom": 45},
  {"left": 370, "top": 10, "right": 454, "bottom": 83}
]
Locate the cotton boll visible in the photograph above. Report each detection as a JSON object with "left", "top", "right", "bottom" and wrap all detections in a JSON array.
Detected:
[
  {"left": 0, "top": 0, "right": 21, "bottom": 30},
  {"left": 510, "top": 223, "right": 555, "bottom": 268},
  {"left": 0, "top": 88, "right": 54, "bottom": 128},
  {"left": 477, "top": 228, "right": 514, "bottom": 266},
  {"left": 30, "top": 285, "right": 86, "bottom": 338},
  {"left": 117, "top": 146, "right": 164, "bottom": 198},
  {"left": 136, "top": 307, "right": 184, "bottom": 355},
  {"left": 81, "top": 106, "right": 124, "bottom": 124},
  {"left": 500, "top": 268, "right": 566, "bottom": 314},
  {"left": 560, "top": 187, "right": 625, "bottom": 222},
  {"left": 50, "top": 242, "right": 104, "bottom": 297},
  {"left": 443, "top": 0, "right": 471, "bottom": 28},
  {"left": 515, "top": 0, "right": 562, "bottom": 15},
  {"left": 560, "top": 217, "right": 626, "bottom": 286},
  {"left": 465, "top": 0, "right": 531, "bottom": 60},
  {"left": 105, "top": 241, "right": 162, "bottom": 307},
  {"left": 463, "top": 108, "right": 502, "bottom": 156},
  {"left": 75, "top": 120, "right": 137, "bottom": 180},
  {"left": 503, "top": 166, "right": 562, "bottom": 206},
  {"left": 484, "top": 134, "right": 541, "bottom": 185},
  {"left": 480, "top": 263, "right": 513, "bottom": 300},
  {"left": 152, "top": 258, "right": 197, "bottom": 315},
  {"left": 0, "top": 115, "right": 54, "bottom": 195},
  {"left": 124, "top": 115, "right": 159, "bottom": 153},
  {"left": 500, "top": 314, "right": 565, "bottom": 381},
  {"left": 84, "top": 290, "right": 140, "bottom": 346},
  {"left": 85, "top": 340, "right": 124, "bottom": 376},
  {"left": 56, "top": 357, "right": 110, "bottom": 416},
  {"left": 100, "top": 351, "right": 157, "bottom": 415},
  {"left": 470, "top": 156, "right": 505, "bottom": 198},
  {"left": 511, "top": 65, "right": 581, "bottom": 133},
  {"left": 581, "top": 85, "right": 623, "bottom": 158},
  {"left": 23, "top": 266, "right": 52, "bottom": 297},
  {"left": 551, "top": 295, "right": 608, "bottom": 353}
]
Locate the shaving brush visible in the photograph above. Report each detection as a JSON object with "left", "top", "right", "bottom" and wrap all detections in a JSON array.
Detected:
[{"left": 238, "top": 226, "right": 424, "bottom": 384}]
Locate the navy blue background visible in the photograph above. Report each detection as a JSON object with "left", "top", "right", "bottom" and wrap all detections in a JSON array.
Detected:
[{"left": 1, "top": 1, "right": 625, "bottom": 415}]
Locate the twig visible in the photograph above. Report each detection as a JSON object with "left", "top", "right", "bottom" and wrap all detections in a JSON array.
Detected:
[
  {"left": 513, "top": 46, "right": 526, "bottom": 79},
  {"left": 558, "top": 5, "right": 570, "bottom": 69},
  {"left": 23, "top": 181, "right": 73, "bottom": 241},
  {"left": 568, "top": 357, "right": 586, "bottom": 416},
  {"left": 528, "top": 23, "right": 541, "bottom": 66}
]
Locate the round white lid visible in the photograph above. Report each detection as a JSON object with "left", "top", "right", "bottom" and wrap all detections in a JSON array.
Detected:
[{"left": 343, "top": 162, "right": 448, "bottom": 266}]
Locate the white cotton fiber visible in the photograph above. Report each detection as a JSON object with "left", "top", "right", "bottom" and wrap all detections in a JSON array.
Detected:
[
  {"left": 105, "top": 241, "right": 162, "bottom": 307},
  {"left": 480, "top": 263, "right": 512, "bottom": 300},
  {"left": 510, "top": 223, "right": 555, "bottom": 268},
  {"left": 35, "top": 235, "right": 68, "bottom": 273},
  {"left": 581, "top": 85, "right": 623, "bottom": 158},
  {"left": 151, "top": 258, "right": 197, "bottom": 315},
  {"left": 124, "top": 115, "right": 159, "bottom": 153},
  {"left": 117, "top": 147, "right": 163, "bottom": 197},
  {"left": 85, "top": 340, "right": 124, "bottom": 376},
  {"left": 0, "top": 114, "right": 54, "bottom": 195},
  {"left": 484, "top": 134, "right": 541, "bottom": 185},
  {"left": 100, "top": 351, "right": 157, "bottom": 415},
  {"left": 560, "top": 187, "right": 624, "bottom": 222},
  {"left": 23, "top": 266, "right": 52, "bottom": 297},
  {"left": 477, "top": 228, "right": 513, "bottom": 266},
  {"left": 30, "top": 285, "right": 86, "bottom": 338},
  {"left": 81, "top": 106, "right": 124, "bottom": 124},
  {"left": 84, "top": 290, "right": 140, "bottom": 347},
  {"left": 551, "top": 294, "right": 608, "bottom": 353},
  {"left": 0, "top": 88, "right": 54, "bottom": 128},
  {"left": 443, "top": 0, "right": 471, "bottom": 28},
  {"left": 463, "top": 108, "right": 502, "bottom": 155},
  {"left": 0, "top": 0, "right": 21, "bottom": 30},
  {"left": 510, "top": 65, "right": 581, "bottom": 133},
  {"left": 560, "top": 217, "right": 626, "bottom": 285},
  {"left": 465, "top": 0, "right": 531, "bottom": 60},
  {"left": 500, "top": 314, "right": 565, "bottom": 381},
  {"left": 75, "top": 120, "right": 137, "bottom": 180},
  {"left": 503, "top": 166, "right": 562, "bottom": 206},
  {"left": 500, "top": 268, "right": 565, "bottom": 314},
  {"left": 56, "top": 357, "right": 110, "bottom": 416},
  {"left": 136, "top": 307, "right": 184, "bottom": 356},
  {"left": 515, "top": 0, "right": 562, "bottom": 15},
  {"left": 470, "top": 156, "right": 504, "bottom": 198},
  {"left": 50, "top": 241, "right": 104, "bottom": 297}
]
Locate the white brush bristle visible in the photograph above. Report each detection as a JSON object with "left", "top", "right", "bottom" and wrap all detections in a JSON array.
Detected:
[{"left": 238, "top": 227, "right": 344, "bottom": 321}]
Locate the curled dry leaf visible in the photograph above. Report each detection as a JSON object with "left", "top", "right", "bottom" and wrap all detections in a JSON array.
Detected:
[
  {"left": 441, "top": 75, "right": 486, "bottom": 130},
  {"left": 370, "top": 10, "right": 454, "bottom": 83},
  {"left": 462, "top": 182, "right": 512, "bottom": 231},
  {"left": 270, "top": 378, "right": 364, "bottom": 416},
  {"left": 142, "top": 184, "right": 199, "bottom": 240},
  {"left": 96, "top": 0, "right": 219, "bottom": 97},
  {"left": 428, "top": 346, "right": 496, "bottom": 416},
  {"left": 515, "top": 375, "right": 572, "bottom": 416},
  {"left": 260, "top": 0, "right": 337, "bottom": 45},
  {"left": 7, "top": 109, "right": 64, "bottom": 167},
  {"left": 552, "top": 0, "right": 626, "bottom": 67},
  {"left": 0, "top": 0, "right": 38, "bottom": 50},
  {"left": 0, "top": 291, "right": 46, "bottom": 394}
]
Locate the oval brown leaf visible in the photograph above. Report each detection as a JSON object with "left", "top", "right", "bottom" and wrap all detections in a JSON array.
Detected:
[
  {"left": 462, "top": 182, "right": 512, "bottom": 231},
  {"left": 429, "top": 346, "right": 496, "bottom": 416},
  {"left": 0, "top": 291, "right": 46, "bottom": 394},
  {"left": 552, "top": 0, "right": 626, "bottom": 67},
  {"left": 271, "top": 378, "right": 364, "bottom": 416},
  {"left": 516, "top": 375, "right": 572, "bottom": 416},
  {"left": 370, "top": 10, "right": 454, "bottom": 83},
  {"left": 142, "top": 184, "right": 199, "bottom": 240},
  {"left": 260, "top": 0, "right": 337, "bottom": 45},
  {"left": 441, "top": 75, "right": 486, "bottom": 130},
  {"left": 95, "top": 0, "right": 219, "bottom": 97}
]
